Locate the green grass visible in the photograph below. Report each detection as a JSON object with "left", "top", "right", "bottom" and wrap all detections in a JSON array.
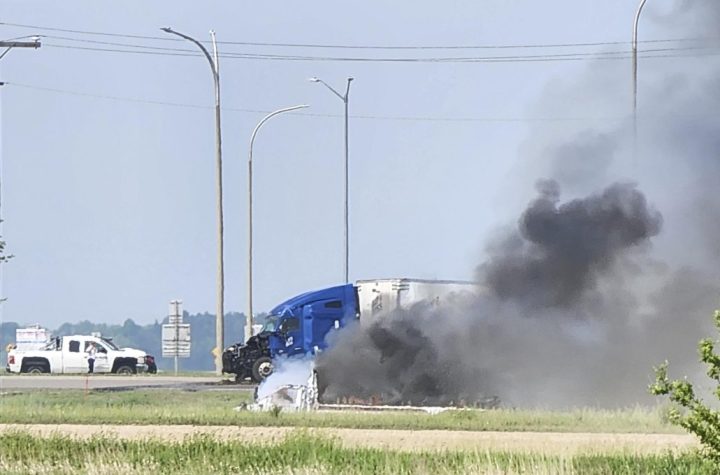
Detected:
[
  {"left": 0, "top": 389, "right": 681, "bottom": 433},
  {"left": 0, "top": 431, "right": 713, "bottom": 475}
]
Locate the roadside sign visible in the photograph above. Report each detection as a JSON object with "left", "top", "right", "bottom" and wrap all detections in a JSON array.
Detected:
[
  {"left": 162, "top": 300, "right": 191, "bottom": 360},
  {"left": 168, "top": 300, "right": 183, "bottom": 325},
  {"left": 161, "top": 324, "right": 191, "bottom": 358}
]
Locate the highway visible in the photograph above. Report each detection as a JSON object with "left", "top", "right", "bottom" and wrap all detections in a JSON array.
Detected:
[{"left": 0, "top": 375, "right": 255, "bottom": 392}]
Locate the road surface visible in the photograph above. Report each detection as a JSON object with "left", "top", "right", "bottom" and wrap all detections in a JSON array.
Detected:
[{"left": 0, "top": 375, "right": 254, "bottom": 392}]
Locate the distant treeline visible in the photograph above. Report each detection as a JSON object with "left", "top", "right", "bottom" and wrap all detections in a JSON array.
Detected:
[{"left": 1, "top": 312, "right": 262, "bottom": 372}]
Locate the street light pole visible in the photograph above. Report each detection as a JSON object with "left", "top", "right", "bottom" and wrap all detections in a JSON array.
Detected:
[
  {"left": 247, "top": 104, "right": 309, "bottom": 343},
  {"left": 632, "top": 0, "right": 648, "bottom": 161},
  {"left": 161, "top": 27, "right": 225, "bottom": 374},
  {"left": 308, "top": 77, "right": 353, "bottom": 283}
]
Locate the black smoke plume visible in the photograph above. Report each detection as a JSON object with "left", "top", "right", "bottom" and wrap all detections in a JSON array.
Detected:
[
  {"left": 317, "top": 182, "right": 668, "bottom": 406},
  {"left": 481, "top": 180, "right": 661, "bottom": 308},
  {"left": 317, "top": 1, "right": 720, "bottom": 407}
]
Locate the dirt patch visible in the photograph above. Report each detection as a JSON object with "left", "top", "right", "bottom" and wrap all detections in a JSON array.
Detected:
[{"left": 0, "top": 424, "right": 697, "bottom": 455}]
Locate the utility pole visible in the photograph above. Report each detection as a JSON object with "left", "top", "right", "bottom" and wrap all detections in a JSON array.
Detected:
[
  {"left": 0, "top": 36, "right": 41, "bottom": 320},
  {"left": 161, "top": 28, "right": 225, "bottom": 374},
  {"left": 0, "top": 35, "right": 42, "bottom": 214},
  {"left": 0, "top": 37, "right": 41, "bottom": 60}
]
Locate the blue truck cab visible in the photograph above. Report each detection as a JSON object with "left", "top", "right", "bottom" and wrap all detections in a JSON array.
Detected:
[
  {"left": 222, "top": 284, "right": 358, "bottom": 382},
  {"left": 222, "top": 278, "right": 476, "bottom": 382}
]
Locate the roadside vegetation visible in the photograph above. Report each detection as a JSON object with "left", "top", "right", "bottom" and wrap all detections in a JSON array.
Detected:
[
  {"left": 0, "top": 389, "right": 681, "bottom": 433},
  {"left": 0, "top": 431, "right": 711, "bottom": 475},
  {"left": 652, "top": 310, "right": 720, "bottom": 464}
]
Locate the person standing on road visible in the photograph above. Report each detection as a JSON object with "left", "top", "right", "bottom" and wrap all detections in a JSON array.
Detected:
[{"left": 86, "top": 342, "right": 97, "bottom": 374}]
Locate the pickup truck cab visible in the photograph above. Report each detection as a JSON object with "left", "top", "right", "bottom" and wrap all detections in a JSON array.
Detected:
[{"left": 6, "top": 334, "right": 149, "bottom": 374}]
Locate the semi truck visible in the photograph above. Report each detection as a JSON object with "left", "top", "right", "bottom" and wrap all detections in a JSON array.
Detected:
[{"left": 222, "top": 278, "right": 475, "bottom": 382}]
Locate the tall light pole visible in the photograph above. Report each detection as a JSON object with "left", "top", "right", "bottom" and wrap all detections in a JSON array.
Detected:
[
  {"left": 161, "top": 27, "right": 225, "bottom": 374},
  {"left": 247, "top": 104, "right": 309, "bottom": 342},
  {"left": 308, "top": 77, "right": 353, "bottom": 283},
  {"left": 632, "top": 0, "right": 648, "bottom": 160}
]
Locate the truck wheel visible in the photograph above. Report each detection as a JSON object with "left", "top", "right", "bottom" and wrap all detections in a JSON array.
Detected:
[
  {"left": 115, "top": 365, "right": 134, "bottom": 375},
  {"left": 251, "top": 356, "right": 273, "bottom": 382},
  {"left": 26, "top": 365, "right": 46, "bottom": 374}
]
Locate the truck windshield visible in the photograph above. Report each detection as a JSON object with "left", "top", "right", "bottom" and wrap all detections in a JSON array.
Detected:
[
  {"left": 101, "top": 337, "right": 119, "bottom": 350},
  {"left": 262, "top": 317, "right": 278, "bottom": 332}
]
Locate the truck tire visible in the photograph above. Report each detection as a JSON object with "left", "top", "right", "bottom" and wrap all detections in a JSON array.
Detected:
[
  {"left": 251, "top": 356, "right": 273, "bottom": 383},
  {"left": 21, "top": 359, "right": 50, "bottom": 374},
  {"left": 114, "top": 365, "right": 135, "bottom": 375}
]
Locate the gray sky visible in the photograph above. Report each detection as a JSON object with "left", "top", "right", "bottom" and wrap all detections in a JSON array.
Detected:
[{"left": 1, "top": 1, "right": 679, "bottom": 327}]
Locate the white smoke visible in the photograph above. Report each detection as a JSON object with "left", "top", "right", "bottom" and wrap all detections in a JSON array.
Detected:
[{"left": 256, "top": 357, "right": 315, "bottom": 400}]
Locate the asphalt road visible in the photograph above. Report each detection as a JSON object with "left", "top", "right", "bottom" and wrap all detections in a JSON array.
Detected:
[{"left": 0, "top": 375, "right": 255, "bottom": 392}]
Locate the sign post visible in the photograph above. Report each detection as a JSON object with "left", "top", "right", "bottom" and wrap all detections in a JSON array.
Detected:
[{"left": 162, "top": 300, "right": 191, "bottom": 375}]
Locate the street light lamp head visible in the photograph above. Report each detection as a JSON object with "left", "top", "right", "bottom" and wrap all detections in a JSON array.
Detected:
[
  {"left": 160, "top": 27, "right": 173, "bottom": 33},
  {"left": 307, "top": 77, "right": 320, "bottom": 82},
  {"left": 2, "top": 34, "right": 43, "bottom": 42},
  {"left": 348, "top": 77, "right": 354, "bottom": 82}
]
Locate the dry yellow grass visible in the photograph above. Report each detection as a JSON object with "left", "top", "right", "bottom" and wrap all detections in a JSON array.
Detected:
[{"left": 0, "top": 424, "right": 698, "bottom": 455}]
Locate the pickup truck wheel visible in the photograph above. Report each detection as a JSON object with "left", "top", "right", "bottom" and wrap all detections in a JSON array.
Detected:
[
  {"left": 251, "top": 356, "right": 273, "bottom": 382},
  {"left": 26, "top": 365, "right": 46, "bottom": 374},
  {"left": 115, "top": 365, "right": 134, "bottom": 375}
]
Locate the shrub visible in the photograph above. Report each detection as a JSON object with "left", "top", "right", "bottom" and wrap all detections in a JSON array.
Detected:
[{"left": 651, "top": 310, "right": 720, "bottom": 462}]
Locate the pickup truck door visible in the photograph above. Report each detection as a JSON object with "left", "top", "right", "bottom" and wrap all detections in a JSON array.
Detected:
[
  {"left": 63, "top": 339, "right": 86, "bottom": 373},
  {"left": 92, "top": 343, "right": 111, "bottom": 373}
]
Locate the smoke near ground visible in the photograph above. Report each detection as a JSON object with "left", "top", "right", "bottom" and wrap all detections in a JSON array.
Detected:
[
  {"left": 318, "top": 181, "right": 690, "bottom": 407},
  {"left": 316, "top": 1, "right": 720, "bottom": 408}
]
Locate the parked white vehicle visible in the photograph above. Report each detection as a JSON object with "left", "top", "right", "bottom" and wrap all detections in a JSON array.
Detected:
[{"left": 6, "top": 334, "right": 150, "bottom": 374}]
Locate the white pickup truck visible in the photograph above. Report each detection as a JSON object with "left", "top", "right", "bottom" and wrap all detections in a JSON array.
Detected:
[{"left": 6, "top": 334, "right": 151, "bottom": 374}]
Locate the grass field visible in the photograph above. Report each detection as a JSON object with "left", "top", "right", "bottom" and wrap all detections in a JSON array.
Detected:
[
  {"left": 0, "top": 431, "right": 712, "bottom": 475},
  {"left": 0, "top": 389, "right": 681, "bottom": 433}
]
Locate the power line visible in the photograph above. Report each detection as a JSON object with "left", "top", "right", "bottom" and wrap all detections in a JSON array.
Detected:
[
  {"left": 45, "top": 34, "right": 693, "bottom": 59},
  {"left": 2, "top": 21, "right": 716, "bottom": 50},
  {"left": 3, "top": 81, "right": 627, "bottom": 123},
  {"left": 41, "top": 41, "right": 720, "bottom": 63}
]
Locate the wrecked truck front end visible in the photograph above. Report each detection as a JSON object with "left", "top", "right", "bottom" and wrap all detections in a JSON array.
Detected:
[
  {"left": 224, "top": 283, "right": 357, "bottom": 383},
  {"left": 222, "top": 331, "right": 278, "bottom": 382}
]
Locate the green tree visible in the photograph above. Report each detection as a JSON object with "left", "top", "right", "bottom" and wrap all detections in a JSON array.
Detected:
[
  {"left": 0, "top": 230, "right": 12, "bottom": 301},
  {"left": 0, "top": 236, "right": 11, "bottom": 263},
  {"left": 651, "top": 310, "right": 720, "bottom": 462},
  {"left": 0, "top": 231, "right": 12, "bottom": 361}
]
